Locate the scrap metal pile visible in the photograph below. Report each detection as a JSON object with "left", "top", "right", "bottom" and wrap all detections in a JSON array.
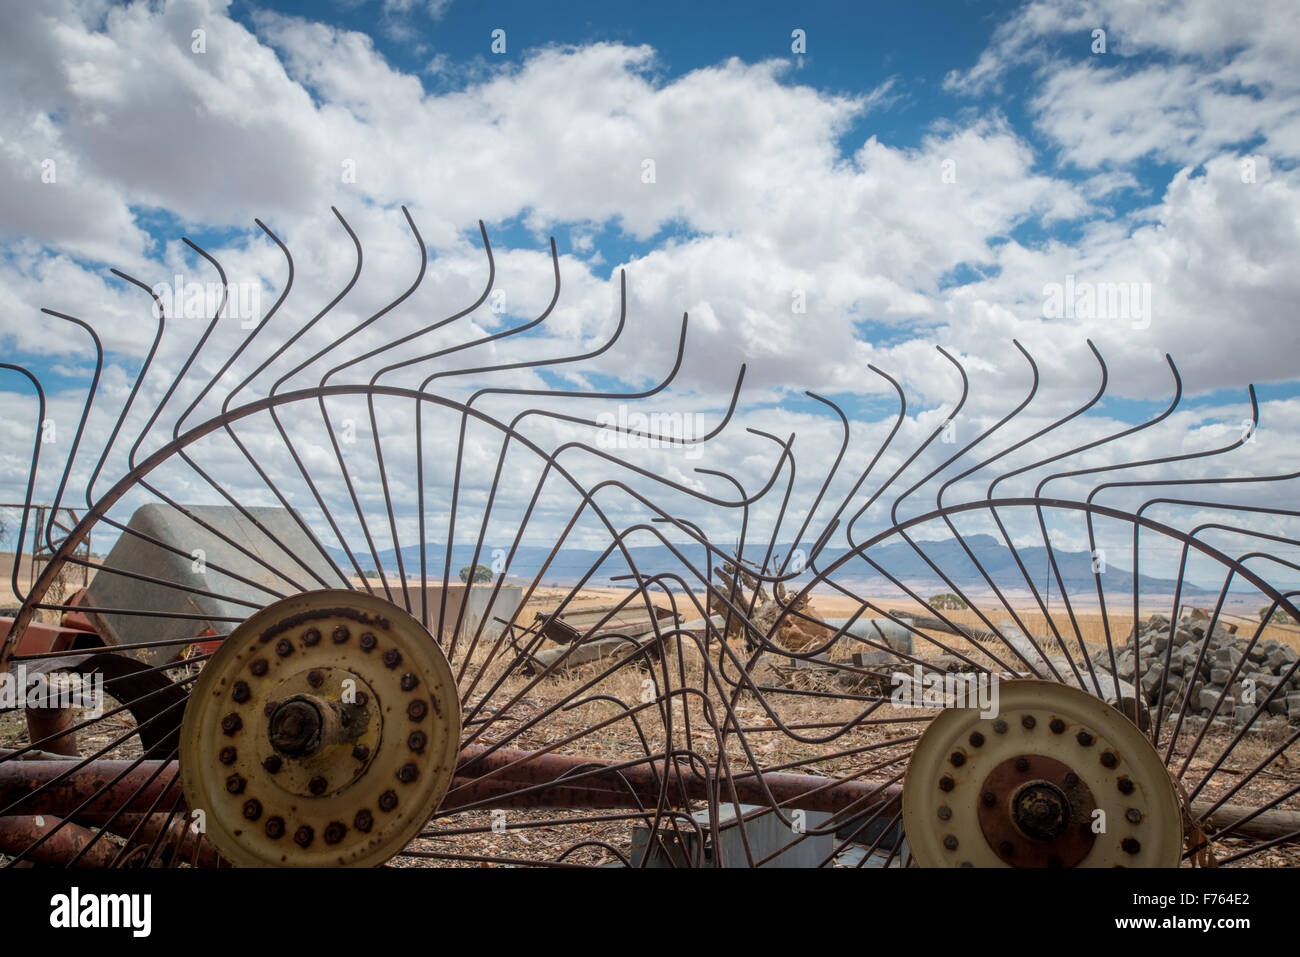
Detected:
[{"left": 2, "top": 209, "right": 1298, "bottom": 867}]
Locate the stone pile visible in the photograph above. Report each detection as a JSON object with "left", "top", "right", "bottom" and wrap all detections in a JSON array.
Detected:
[{"left": 1119, "top": 613, "right": 1300, "bottom": 724}]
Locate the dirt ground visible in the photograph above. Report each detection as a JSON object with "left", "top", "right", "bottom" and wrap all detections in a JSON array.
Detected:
[{"left": 3, "top": 582, "right": 1298, "bottom": 867}]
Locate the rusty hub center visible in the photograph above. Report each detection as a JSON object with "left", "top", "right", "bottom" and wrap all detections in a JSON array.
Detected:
[
  {"left": 976, "top": 753, "right": 1096, "bottom": 867},
  {"left": 1012, "top": 781, "right": 1070, "bottom": 841},
  {"left": 269, "top": 698, "right": 323, "bottom": 756}
]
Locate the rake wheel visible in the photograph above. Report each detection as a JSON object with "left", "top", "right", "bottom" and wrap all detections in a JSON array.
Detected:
[
  {"left": 902, "top": 680, "right": 1183, "bottom": 867},
  {"left": 1, "top": 207, "right": 1298, "bottom": 868},
  {"left": 179, "top": 589, "right": 460, "bottom": 867}
]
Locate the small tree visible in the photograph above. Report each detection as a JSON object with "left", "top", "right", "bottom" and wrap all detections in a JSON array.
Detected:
[
  {"left": 1260, "top": 605, "right": 1294, "bottom": 625},
  {"left": 928, "top": 592, "right": 968, "bottom": 611},
  {"left": 460, "top": 563, "right": 492, "bottom": 583}
]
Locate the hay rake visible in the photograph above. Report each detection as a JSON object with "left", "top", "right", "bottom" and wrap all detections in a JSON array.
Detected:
[{"left": 2, "top": 207, "right": 1298, "bottom": 868}]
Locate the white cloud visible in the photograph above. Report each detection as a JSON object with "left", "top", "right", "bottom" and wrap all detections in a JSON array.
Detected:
[{"left": 0, "top": 0, "right": 1296, "bottom": 571}]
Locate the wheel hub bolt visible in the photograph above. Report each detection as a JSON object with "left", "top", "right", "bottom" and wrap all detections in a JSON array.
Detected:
[{"left": 324, "top": 821, "right": 347, "bottom": 844}]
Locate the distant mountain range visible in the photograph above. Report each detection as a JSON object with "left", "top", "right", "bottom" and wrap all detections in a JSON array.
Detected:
[{"left": 326, "top": 532, "right": 1217, "bottom": 598}]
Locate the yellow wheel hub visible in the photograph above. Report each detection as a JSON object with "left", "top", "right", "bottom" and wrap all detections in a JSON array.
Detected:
[
  {"left": 902, "top": 680, "right": 1183, "bottom": 867},
  {"left": 180, "top": 589, "right": 460, "bottom": 866}
]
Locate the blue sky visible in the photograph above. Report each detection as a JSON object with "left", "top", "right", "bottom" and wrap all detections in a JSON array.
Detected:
[{"left": 1, "top": 0, "right": 1298, "bottom": 590}]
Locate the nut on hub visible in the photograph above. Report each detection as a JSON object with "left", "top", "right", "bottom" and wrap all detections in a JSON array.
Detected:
[
  {"left": 180, "top": 589, "right": 460, "bottom": 867},
  {"left": 901, "top": 679, "right": 1182, "bottom": 867}
]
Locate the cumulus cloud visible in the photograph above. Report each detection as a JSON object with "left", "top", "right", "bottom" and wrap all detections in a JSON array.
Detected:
[{"left": 0, "top": 0, "right": 1296, "bottom": 563}]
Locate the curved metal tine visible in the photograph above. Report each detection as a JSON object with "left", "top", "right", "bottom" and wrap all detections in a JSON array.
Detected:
[
  {"left": 206, "top": 221, "right": 356, "bottom": 589},
  {"left": 453, "top": 429, "right": 796, "bottom": 733},
  {"left": 853, "top": 348, "right": 1057, "bottom": 679},
  {"left": 977, "top": 345, "right": 1122, "bottom": 699},
  {"left": 108, "top": 265, "right": 323, "bottom": 596},
  {"left": 1073, "top": 386, "right": 1265, "bottom": 743},
  {"left": 445, "top": 356, "right": 746, "bottom": 667},
  {"left": 981, "top": 354, "right": 1181, "bottom": 700},
  {"left": 769, "top": 392, "right": 850, "bottom": 577},
  {"left": 884, "top": 344, "right": 1073, "bottom": 682},
  {"left": 306, "top": 210, "right": 432, "bottom": 608},
  {"left": 119, "top": 241, "right": 227, "bottom": 470},
  {"left": 0, "top": 365, "right": 44, "bottom": 607},
  {"left": 236, "top": 209, "right": 377, "bottom": 591},
  {"left": 167, "top": 233, "right": 354, "bottom": 590},
  {"left": 1136, "top": 488, "right": 1300, "bottom": 744},
  {"left": 35, "top": 311, "right": 102, "bottom": 554},
  {"left": 1180, "top": 576, "right": 1300, "bottom": 798},
  {"left": 83, "top": 273, "right": 165, "bottom": 507},
  {"left": 845, "top": 346, "right": 970, "bottom": 549},
  {"left": 224, "top": 209, "right": 361, "bottom": 406},
  {"left": 932, "top": 341, "right": 1109, "bottom": 684},
  {"left": 733, "top": 428, "right": 800, "bottom": 631},
  {"left": 423, "top": 275, "right": 636, "bottom": 648},
  {"left": 436, "top": 307, "right": 741, "bottom": 660},
  {"left": 894, "top": 341, "right": 1082, "bottom": 683},
  {"left": 1044, "top": 373, "right": 1250, "bottom": 715},
  {"left": 450, "top": 435, "right": 793, "bottom": 739},
  {"left": 363, "top": 233, "right": 556, "bottom": 615},
  {"left": 810, "top": 365, "right": 908, "bottom": 576}
]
